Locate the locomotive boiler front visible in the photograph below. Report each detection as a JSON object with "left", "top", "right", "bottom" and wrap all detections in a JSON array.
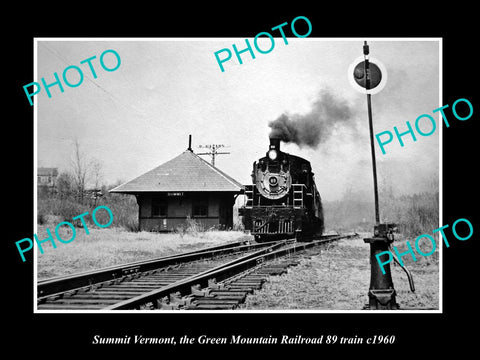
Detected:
[
  {"left": 239, "top": 136, "right": 324, "bottom": 241},
  {"left": 255, "top": 138, "right": 292, "bottom": 200}
]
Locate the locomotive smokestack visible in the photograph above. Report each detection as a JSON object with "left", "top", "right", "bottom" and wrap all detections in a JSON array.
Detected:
[{"left": 269, "top": 137, "right": 280, "bottom": 151}]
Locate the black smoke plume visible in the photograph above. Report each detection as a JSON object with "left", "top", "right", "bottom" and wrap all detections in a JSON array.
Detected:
[{"left": 268, "top": 89, "right": 354, "bottom": 148}]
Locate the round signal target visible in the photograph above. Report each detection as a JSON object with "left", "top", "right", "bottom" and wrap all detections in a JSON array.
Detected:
[{"left": 348, "top": 55, "right": 388, "bottom": 95}]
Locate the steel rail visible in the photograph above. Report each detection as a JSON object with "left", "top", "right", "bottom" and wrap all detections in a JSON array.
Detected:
[
  {"left": 106, "top": 234, "right": 355, "bottom": 310},
  {"left": 37, "top": 238, "right": 287, "bottom": 300}
]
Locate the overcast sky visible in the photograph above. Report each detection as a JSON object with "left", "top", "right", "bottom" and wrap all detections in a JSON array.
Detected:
[{"left": 36, "top": 38, "right": 440, "bottom": 201}]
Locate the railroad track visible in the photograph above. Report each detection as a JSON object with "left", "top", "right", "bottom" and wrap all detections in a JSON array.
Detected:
[
  {"left": 37, "top": 233, "right": 357, "bottom": 311},
  {"left": 157, "top": 233, "right": 358, "bottom": 310},
  {"left": 37, "top": 238, "right": 291, "bottom": 310}
]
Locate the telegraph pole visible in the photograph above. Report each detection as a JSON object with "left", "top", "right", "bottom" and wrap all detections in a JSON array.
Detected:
[{"left": 197, "top": 144, "right": 230, "bottom": 166}]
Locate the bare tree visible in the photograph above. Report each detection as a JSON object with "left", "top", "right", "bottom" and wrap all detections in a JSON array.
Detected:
[
  {"left": 90, "top": 158, "right": 103, "bottom": 190},
  {"left": 71, "top": 139, "right": 89, "bottom": 203},
  {"left": 70, "top": 139, "right": 105, "bottom": 204},
  {"left": 90, "top": 158, "right": 104, "bottom": 206}
]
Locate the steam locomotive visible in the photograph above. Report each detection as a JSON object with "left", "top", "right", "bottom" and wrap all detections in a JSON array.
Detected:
[{"left": 239, "top": 137, "right": 324, "bottom": 241}]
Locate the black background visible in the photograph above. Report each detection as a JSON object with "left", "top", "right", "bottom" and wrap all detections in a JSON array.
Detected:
[{"left": 5, "top": 5, "right": 478, "bottom": 356}]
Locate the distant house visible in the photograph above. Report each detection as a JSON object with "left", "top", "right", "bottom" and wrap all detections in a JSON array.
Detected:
[
  {"left": 37, "top": 167, "right": 58, "bottom": 197},
  {"left": 110, "top": 148, "right": 244, "bottom": 232}
]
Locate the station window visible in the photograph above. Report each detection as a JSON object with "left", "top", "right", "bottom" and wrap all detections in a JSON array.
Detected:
[
  {"left": 193, "top": 200, "right": 208, "bottom": 217},
  {"left": 152, "top": 199, "right": 167, "bottom": 217}
]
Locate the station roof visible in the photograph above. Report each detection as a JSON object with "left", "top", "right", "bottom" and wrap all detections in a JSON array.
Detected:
[{"left": 110, "top": 150, "right": 243, "bottom": 194}]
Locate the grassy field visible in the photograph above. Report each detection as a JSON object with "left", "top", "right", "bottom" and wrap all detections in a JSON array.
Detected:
[
  {"left": 323, "top": 191, "right": 439, "bottom": 238},
  {"left": 36, "top": 224, "right": 249, "bottom": 281},
  {"left": 243, "top": 234, "right": 439, "bottom": 310}
]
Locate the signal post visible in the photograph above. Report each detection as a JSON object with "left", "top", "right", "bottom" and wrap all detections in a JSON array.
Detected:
[{"left": 349, "top": 41, "right": 398, "bottom": 310}]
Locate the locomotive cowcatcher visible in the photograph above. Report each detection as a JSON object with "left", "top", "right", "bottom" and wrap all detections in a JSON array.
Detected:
[{"left": 239, "top": 137, "right": 324, "bottom": 241}]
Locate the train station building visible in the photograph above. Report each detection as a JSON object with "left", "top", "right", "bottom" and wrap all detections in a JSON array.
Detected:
[{"left": 110, "top": 146, "right": 244, "bottom": 232}]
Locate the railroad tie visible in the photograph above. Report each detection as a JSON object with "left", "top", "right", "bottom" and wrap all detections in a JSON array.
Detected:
[
  {"left": 186, "top": 272, "right": 270, "bottom": 310},
  {"left": 196, "top": 259, "right": 303, "bottom": 310},
  {"left": 191, "top": 284, "right": 212, "bottom": 297}
]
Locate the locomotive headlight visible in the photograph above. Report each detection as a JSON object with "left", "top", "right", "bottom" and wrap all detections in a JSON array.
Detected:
[
  {"left": 269, "top": 176, "right": 278, "bottom": 186},
  {"left": 268, "top": 149, "right": 278, "bottom": 160}
]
